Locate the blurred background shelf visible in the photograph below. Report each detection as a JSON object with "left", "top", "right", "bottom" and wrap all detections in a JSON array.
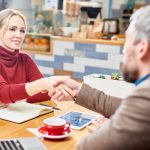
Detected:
[{"left": 22, "top": 33, "right": 52, "bottom": 55}]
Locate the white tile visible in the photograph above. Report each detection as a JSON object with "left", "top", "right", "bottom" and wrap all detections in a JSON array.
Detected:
[
  {"left": 35, "top": 54, "right": 54, "bottom": 61},
  {"left": 38, "top": 66, "right": 53, "bottom": 75},
  {"left": 53, "top": 47, "right": 65, "bottom": 56},
  {"left": 96, "top": 44, "right": 121, "bottom": 53},
  {"left": 54, "top": 40, "right": 74, "bottom": 49},
  {"left": 64, "top": 63, "right": 85, "bottom": 72},
  {"left": 74, "top": 57, "right": 120, "bottom": 69},
  {"left": 108, "top": 53, "right": 124, "bottom": 62}
]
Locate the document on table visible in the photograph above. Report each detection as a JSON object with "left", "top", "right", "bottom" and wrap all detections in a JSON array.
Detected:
[{"left": 0, "top": 102, "right": 53, "bottom": 123}]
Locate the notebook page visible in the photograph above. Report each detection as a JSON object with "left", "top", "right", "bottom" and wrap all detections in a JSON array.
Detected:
[{"left": 0, "top": 102, "right": 53, "bottom": 123}]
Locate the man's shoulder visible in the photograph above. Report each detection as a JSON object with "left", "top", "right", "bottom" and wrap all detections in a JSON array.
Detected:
[
  {"left": 136, "top": 77, "right": 150, "bottom": 90},
  {"left": 125, "top": 78, "right": 150, "bottom": 103}
]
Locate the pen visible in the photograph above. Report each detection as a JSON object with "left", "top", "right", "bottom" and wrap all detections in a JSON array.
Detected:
[{"left": 39, "top": 103, "right": 61, "bottom": 111}]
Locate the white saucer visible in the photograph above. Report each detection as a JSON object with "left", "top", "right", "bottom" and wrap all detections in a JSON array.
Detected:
[{"left": 37, "top": 126, "right": 72, "bottom": 139}]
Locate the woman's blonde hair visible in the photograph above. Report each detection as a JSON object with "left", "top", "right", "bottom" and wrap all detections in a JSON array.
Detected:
[{"left": 0, "top": 9, "right": 27, "bottom": 33}]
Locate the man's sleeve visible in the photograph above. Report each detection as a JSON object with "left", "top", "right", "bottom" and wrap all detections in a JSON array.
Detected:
[
  {"left": 77, "top": 85, "right": 150, "bottom": 150},
  {"left": 76, "top": 83, "right": 122, "bottom": 117}
]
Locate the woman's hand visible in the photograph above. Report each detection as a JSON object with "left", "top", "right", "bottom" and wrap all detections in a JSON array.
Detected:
[
  {"left": 25, "top": 76, "right": 70, "bottom": 97},
  {"left": 25, "top": 75, "right": 82, "bottom": 100}
]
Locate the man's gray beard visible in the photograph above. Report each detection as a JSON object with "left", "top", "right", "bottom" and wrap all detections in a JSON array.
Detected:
[{"left": 121, "top": 65, "right": 138, "bottom": 83}]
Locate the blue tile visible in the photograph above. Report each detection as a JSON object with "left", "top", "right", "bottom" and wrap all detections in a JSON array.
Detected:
[
  {"left": 53, "top": 55, "right": 74, "bottom": 69},
  {"left": 75, "top": 42, "right": 108, "bottom": 60},
  {"left": 53, "top": 60, "right": 63, "bottom": 69},
  {"left": 54, "top": 55, "right": 74, "bottom": 63},
  {"left": 86, "top": 51, "right": 108, "bottom": 60},
  {"left": 73, "top": 72, "right": 87, "bottom": 80},
  {"left": 120, "top": 47, "right": 124, "bottom": 54},
  {"left": 75, "top": 43, "right": 96, "bottom": 51},
  {"left": 35, "top": 60, "right": 53, "bottom": 68},
  {"left": 33, "top": 55, "right": 74, "bottom": 70}
]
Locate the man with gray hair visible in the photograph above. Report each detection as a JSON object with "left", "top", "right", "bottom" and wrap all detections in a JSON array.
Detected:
[{"left": 52, "top": 5, "right": 150, "bottom": 150}]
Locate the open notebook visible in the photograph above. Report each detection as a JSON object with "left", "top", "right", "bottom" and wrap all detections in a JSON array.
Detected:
[{"left": 0, "top": 102, "right": 53, "bottom": 123}]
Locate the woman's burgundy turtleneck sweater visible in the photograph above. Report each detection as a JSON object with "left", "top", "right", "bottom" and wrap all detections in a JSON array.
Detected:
[{"left": 0, "top": 46, "right": 50, "bottom": 103}]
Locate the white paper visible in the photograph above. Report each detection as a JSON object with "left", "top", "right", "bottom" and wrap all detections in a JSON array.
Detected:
[{"left": 0, "top": 102, "right": 53, "bottom": 123}]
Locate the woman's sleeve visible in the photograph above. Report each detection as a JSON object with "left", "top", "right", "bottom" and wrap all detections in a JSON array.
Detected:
[
  {"left": 24, "top": 54, "right": 51, "bottom": 103},
  {"left": 0, "top": 75, "right": 29, "bottom": 103},
  {"left": 0, "top": 54, "right": 50, "bottom": 104}
]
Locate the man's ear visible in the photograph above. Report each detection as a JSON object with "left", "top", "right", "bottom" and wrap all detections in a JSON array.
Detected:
[{"left": 137, "top": 40, "right": 149, "bottom": 59}]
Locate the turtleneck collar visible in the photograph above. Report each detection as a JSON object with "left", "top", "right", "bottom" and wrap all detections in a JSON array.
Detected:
[{"left": 0, "top": 45, "right": 19, "bottom": 62}]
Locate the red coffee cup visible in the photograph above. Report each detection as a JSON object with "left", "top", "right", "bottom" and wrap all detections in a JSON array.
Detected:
[{"left": 43, "top": 118, "right": 70, "bottom": 135}]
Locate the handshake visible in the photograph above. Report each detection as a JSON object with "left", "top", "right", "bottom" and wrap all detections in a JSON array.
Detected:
[
  {"left": 50, "top": 76, "right": 82, "bottom": 102},
  {"left": 25, "top": 76, "right": 82, "bottom": 102}
]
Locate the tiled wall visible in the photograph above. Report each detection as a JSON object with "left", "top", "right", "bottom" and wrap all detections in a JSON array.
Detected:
[{"left": 30, "top": 40, "right": 123, "bottom": 79}]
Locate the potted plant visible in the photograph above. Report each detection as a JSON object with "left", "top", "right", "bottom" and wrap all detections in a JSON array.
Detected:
[{"left": 111, "top": 72, "right": 120, "bottom": 80}]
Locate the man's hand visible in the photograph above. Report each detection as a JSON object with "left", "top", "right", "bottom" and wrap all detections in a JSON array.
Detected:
[
  {"left": 87, "top": 117, "right": 109, "bottom": 132},
  {"left": 49, "top": 76, "right": 82, "bottom": 101}
]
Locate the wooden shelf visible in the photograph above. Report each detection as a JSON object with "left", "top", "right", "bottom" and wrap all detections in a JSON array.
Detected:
[
  {"left": 23, "top": 49, "right": 52, "bottom": 55},
  {"left": 51, "top": 35, "right": 125, "bottom": 46},
  {"left": 25, "top": 32, "right": 51, "bottom": 37}
]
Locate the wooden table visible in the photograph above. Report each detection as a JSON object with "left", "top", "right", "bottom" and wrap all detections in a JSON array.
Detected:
[{"left": 0, "top": 100, "right": 100, "bottom": 150}]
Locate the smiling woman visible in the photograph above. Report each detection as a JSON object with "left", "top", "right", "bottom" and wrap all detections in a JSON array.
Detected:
[
  {"left": 0, "top": 15, "right": 26, "bottom": 51},
  {"left": 0, "top": 9, "right": 68, "bottom": 104}
]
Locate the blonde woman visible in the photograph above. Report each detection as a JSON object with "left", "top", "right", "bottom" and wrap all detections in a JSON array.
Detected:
[{"left": 0, "top": 9, "right": 66, "bottom": 104}]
